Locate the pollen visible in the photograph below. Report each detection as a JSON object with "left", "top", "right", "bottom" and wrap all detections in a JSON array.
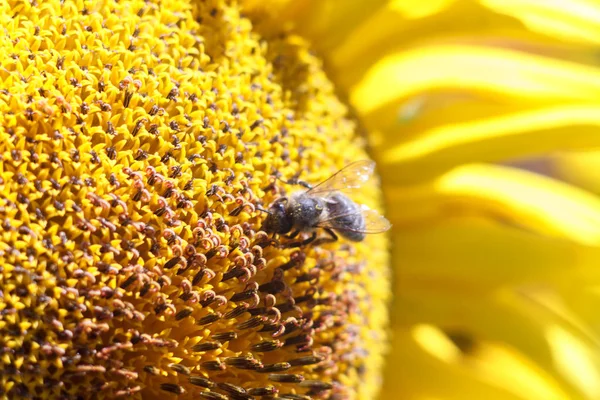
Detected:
[{"left": 0, "top": 1, "right": 390, "bottom": 399}]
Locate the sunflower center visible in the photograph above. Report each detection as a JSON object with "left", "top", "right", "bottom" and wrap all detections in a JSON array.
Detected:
[{"left": 0, "top": 0, "right": 389, "bottom": 399}]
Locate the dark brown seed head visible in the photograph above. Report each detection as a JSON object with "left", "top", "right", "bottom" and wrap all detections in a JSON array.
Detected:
[
  {"left": 189, "top": 376, "right": 216, "bottom": 388},
  {"left": 268, "top": 374, "right": 305, "bottom": 383}
]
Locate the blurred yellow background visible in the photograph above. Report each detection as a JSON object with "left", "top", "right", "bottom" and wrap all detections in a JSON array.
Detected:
[{"left": 261, "top": 0, "right": 600, "bottom": 398}]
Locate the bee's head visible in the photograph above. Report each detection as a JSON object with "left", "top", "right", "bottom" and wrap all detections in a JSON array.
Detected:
[{"left": 262, "top": 197, "right": 293, "bottom": 234}]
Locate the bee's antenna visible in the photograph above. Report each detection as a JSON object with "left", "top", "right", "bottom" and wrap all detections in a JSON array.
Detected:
[{"left": 256, "top": 205, "right": 271, "bottom": 215}]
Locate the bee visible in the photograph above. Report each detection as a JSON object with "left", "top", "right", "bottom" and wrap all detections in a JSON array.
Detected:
[{"left": 262, "top": 160, "right": 391, "bottom": 247}]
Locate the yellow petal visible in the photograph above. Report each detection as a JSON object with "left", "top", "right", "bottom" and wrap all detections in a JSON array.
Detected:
[
  {"left": 508, "top": 285, "right": 600, "bottom": 348},
  {"left": 378, "top": 106, "right": 600, "bottom": 184},
  {"left": 382, "top": 327, "right": 571, "bottom": 400},
  {"left": 296, "top": 0, "right": 457, "bottom": 53},
  {"left": 394, "top": 291, "right": 556, "bottom": 369},
  {"left": 392, "top": 218, "right": 600, "bottom": 299},
  {"left": 547, "top": 325, "right": 600, "bottom": 399},
  {"left": 382, "top": 329, "right": 520, "bottom": 400},
  {"left": 330, "top": 2, "right": 532, "bottom": 88},
  {"left": 256, "top": 0, "right": 389, "bottom": 51},
  {"left": 388, "top": 164, "right": 600, "bottom": 245},
  {"left": 392, "top": 287, "right": 599, "bottom": 398},
  {"left": 355, "top": 47, "right": 600, "bottom": 142},
  {"left": 391, "top": 0, "right": 458, "bottom": 19},
  {"left": 239, "top": 0, "right": 312, "bottom": 34},
  {"left": 553, "top": 150, "right": 600, "bottom": 195},
  {"left": 470, "top": 338, "right": 573, "bottom": 400},
  {"left": 351, "top": 46, "right": 600, "bottom": 116},
  {"left": 481, "top": 0, "right": 600, "bottom": 45},
  {"left": 553, "top": 283, "right": 600, "bottom": 337}
]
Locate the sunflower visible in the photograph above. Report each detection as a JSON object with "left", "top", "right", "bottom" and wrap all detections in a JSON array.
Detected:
[
  {"left": 0, "top": 0, "right": 388, "bottom": 399},
  {"left": 1, "top": 0, "right": 598, "bottom": 399}
]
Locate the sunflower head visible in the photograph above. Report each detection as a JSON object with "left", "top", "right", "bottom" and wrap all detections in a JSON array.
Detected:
[{"left": 0, "top": 0, "right": 389, "bottom": 399}]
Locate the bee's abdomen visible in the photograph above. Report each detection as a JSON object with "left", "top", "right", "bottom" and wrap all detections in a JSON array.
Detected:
[{"left": 326, "top": 194, "right": 366, "bottom": 241}]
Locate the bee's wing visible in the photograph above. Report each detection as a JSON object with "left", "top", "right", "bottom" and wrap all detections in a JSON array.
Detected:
[
  {"left": 307, "top": 160, "right": 375, "bottom": 195},
  {"left": 316, "top": 205, "right": 392, "bottom": 234}
]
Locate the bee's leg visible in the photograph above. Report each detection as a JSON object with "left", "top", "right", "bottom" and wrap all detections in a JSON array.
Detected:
[
  {"left": 282, "top": 231, "right": 317, "bottom": 248},
  {"left": 284, "top": 229, "right": 300, "bottom": 239},
  {"left": 313, "top": 228, "right": 338, "bottom": 246},
  {"left": 258, "top": 237, "right": 280, "bottom": 248},
  {"left": 292, "top": 179, "right": 313, "bottom": 190},
  {"left": 278, "top": 177, "right": 313, "bottom": 189},
  {"left": 324, "top": 228, "right": 338, "bottom": 241}
]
